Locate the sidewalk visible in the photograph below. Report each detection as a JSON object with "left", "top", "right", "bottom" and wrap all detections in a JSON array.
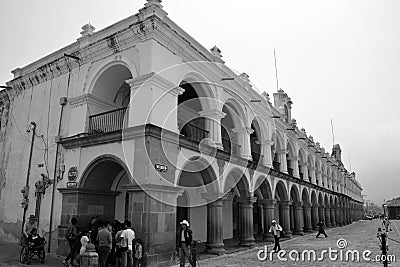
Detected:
[{"left": 0, "top": 240, "right": 65, "bottom": 267}]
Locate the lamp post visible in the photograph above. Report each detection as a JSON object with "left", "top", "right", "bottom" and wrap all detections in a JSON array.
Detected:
[{"left": 21, "top": 122, "right": 36, "bottom": 237}]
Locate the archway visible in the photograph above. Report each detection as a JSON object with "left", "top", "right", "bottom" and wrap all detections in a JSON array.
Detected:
[
  {"left": 318, "top": 192, "right": 325, "bottom": 224},
  {"left": 222, "top": 169, "right": 254, "bottom": 246},
  {"left": 324, "top": 194, "right": 331, "bottom": 227},
  {"left": 311, "top": 191, "right": 319, "bottom": 230},
  {"left": 178, "top": 82, "right": 207, "bottom": 143},
  {"left": 330, "top": 195, "right": 336, "bottom": 227},
  {"left": 79, "top": 156, "right": 133, "bottom": 224},
  {"left": 89, "top": 64, "right": 133, "bottom": 134},
  {"left": 176, "top": 157, "right": 219, "bottom": 249},
  {"left": 274, "top": 181, "right": 291, "bottom": 238},
  {"left": 271, "top": 131, "right": 284, "bottom": 172},
  {"left": 250, "top": 119, "right": 262, "bottom": 163},
  {"left": 301, "top": 188, "right": 312, "bottom": 232},
  {"left": 290, "top": 185, "right": 303, "bottom": 235},
  {"left": 221, "top": 99, "right": 247, "bottom": 157}
]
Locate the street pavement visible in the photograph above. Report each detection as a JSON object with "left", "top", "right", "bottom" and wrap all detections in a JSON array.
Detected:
[
  {"left": 198, "top": 219, "right": 400, "bottom": 267},
  {"left": 1, "top": 219, "right": 399, "bottom": 266},
  {"left": 0, "top": 241, "right": 65, "bottom": 267}
]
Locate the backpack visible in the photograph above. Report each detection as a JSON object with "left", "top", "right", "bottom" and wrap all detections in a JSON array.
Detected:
[{"left": 66, "top": 226, "right": 76, "bottom": 242}]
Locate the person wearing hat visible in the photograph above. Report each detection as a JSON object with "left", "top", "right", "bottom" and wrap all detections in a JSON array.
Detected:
[
  {"left": 269, "top": 219, "right": 283, "bottom": 252},
  {"left": 177, "top": 220, "right": 193, "bottom": 267},
  {"left": 316, "top": 220, "right": 328, "bottom": 238},
  {"left": 23, "top": 215, "right": 38, "bottom": 237},
  {"left": 22, "top": 215, "right": 38, "bottom": 246}
]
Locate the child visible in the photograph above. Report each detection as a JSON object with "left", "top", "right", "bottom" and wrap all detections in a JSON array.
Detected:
[
  {"left": 75, "top": 231, "right": 90, "bottom": 264},
  {"left": 134, "top": 239, "right": 144, "bottom": 267},
  {"left": 27, "top": 228, "right": 45, "bottom": 248}
]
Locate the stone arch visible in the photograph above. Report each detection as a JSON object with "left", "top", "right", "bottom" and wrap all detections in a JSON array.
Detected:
[
  {"left": 250, "top": 118, "right": 262, "bottom": 163},
  {"left": 274, "top": 180, "right": 288, "bottom": 201},
  {"left": 79, "top": 154, "right": 134, "bottom": 190},
  {"left": 85, "top": 56, "right": 138, "bottom": 95},
  {"left": 301, "top": 187, "right": 310, "bottom": 204},
  {"left": 179, "top": 71, "right": 217, "bottom": 112},
  {"left": 290, "top": 184, "right": 301, "bottom": 202},
  {"left": 222, "top": 98, "right": 247, "bottom": 127},
  {"left": 253, "top": 176, "right": 273, "bottom": 199},
  {"left": 223, "top": 167, "right": 251, "bottom": 197},
  {"left": 177, "top": 156, "right": 220, "bottom": 196}
]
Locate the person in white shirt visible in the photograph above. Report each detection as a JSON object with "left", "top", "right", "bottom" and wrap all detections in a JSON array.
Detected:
[
  {"left": 120, "top": 220, "right": 135, "bottom": 267},
  {"left": 269, "top": 220, "right": 283, "bottom": 252}
]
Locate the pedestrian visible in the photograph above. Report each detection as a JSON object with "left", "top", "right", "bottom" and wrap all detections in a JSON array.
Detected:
[
  {"left": 268, "top": 219, "right": 283, "bottom": 252},
  {"left": 134, "top": 239, "right": 145, "bottom": 267},
  {"left": 88, "top": 216, "right": 99, "bottom": 249},
  {"left": 98, "top": 221, "right": 113, "bottom": 267},
  {"left": 316, "top": 220, "right": 328, "bottom": 238},
  {"left": 22, "top": 215, "right": 37, "bottom": 247},
  {"left": 75, "top": 230, "right": 90, "bottom": 265},
  {"left": 120, "top": 220, "right": 135, "bottom": 267},
  {"left": 382, "top": 217, "right": 391, "bottom": 232},
  {"left": 63, "top": 217, "right": 80, "bottom": 267},
  {"left": 177, "top": 220, "right": 193, "bottom": 267},
  {"left": 114, "top": 222, "right": 126, "bottom": 267}
]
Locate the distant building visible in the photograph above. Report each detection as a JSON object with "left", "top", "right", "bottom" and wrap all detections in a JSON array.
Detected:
[
  {"left": 387, "top": 198, "right": 400, "bottom": 219},
  {"left": 0, "top": 1, "right": 364, "bottom": 265}
]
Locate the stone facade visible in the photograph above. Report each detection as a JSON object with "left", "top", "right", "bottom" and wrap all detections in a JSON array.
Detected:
[{"left": 0, "top": 1, "right": 363, "bottom": 266}]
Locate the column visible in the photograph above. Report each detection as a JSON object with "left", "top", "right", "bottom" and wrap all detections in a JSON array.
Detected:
[
  {"left": 276, "top": 150, "right": 288, "bottom": 173},
  {"left": 335, "top": 206, "right": 341, "bottom": 226},
  {"left": 318, "top": 205, "right": 325, "bottom": 225},
  {"left": 303, "top": 203, "right": 313, "bottom": 232},
  {"left": 202, "top": 193, "right": 226, "bottom": 255},
  {"left": 261, "top": 199, "right": 277, "bottom": 242},
  {"left": 330, "top": 206, "right": 336, "bottom": 227},
  {"left": 292, "top": 202, "right": 304, "bottom": 235},
  {"left": 279, "top": 201, "right": 292, "bottom": 238},
  {"left": 325, "top": 205, "right": 331, "bottom": 227},
  {"left": 316, "top": 170, "right": 322, "bottom": 186},
  {"left": 287, "top": 156, "right": 299, "bottom": 178},
  {"left": 322, "top": 175, "right": 328, "bottom": 188},
  {"left": 259, "top": 140, "right": 273, "bottom": 168},
  {"left": 237, "top": 197, "right": 257, "bottom": 246},
  {"left": 309, "top": 167, "right": 316, "bottom": 184},
  {"left": 311, "top": 204, "right": 319, "bottom": 231},
  {"left": 198, "top": 109, "right": 226, "bottom": 149},
  {"left": 299, "top": 163, "right": 309, "bottom": 182},
  {"left": 232, "top": 127, "right": 253, "bottom": 160}
]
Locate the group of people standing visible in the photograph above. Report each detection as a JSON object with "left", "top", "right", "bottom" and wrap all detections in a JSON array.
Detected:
[{"left": 62, "top": 217, "right": 145, "bottom": 267}]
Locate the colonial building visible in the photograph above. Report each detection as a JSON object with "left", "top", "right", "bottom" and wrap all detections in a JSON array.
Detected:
[
  {"left": 387, "top": 198, "right": 400, "bottom": 220},
  {"left": 0, "top": 1, "right": 363, "bottom": 265}
]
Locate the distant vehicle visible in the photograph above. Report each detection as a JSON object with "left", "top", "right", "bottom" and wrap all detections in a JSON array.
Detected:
[
  {"left": 373, "top": 214, "right": 380, "bottom": 219},
  {"left": 364, "top": 215, "right": 373, "bottom": 220}
]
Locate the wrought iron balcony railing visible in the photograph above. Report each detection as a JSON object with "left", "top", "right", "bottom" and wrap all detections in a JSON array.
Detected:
[
  {"left": 222, "top": 137, "right": 241, "bottom": 156},
  {"left": 272, "top": 161, "right": 280, "bottom": 171},
  {"left": 88, "top": 107, "right": 127, "bottom": 135},
  {"left": 178, "top": 120, "right": 209, "bottom": 143}
]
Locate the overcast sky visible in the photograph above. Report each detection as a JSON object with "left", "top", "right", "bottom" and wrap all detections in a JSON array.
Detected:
[{"left": 1, "top": 0, "right": 399, "bottom": 205}]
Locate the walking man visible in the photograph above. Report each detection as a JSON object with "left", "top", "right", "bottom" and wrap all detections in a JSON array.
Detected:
[
  {"left": 177, "top": 220, "right": 193, "bottom": 267},
  {"left": 120, "top": 220, "right": 135, "bottom": 267},
  {"left": 97, "top": 221, "right": 112, "bottom": 267},
  {"left": 316, "top": 220, "right": 328, "bottom": 238},
  {"left": 269, "top": 220, "right": 283, "bottom": 252},
  {"left": 63, "top": 217, "right": 80, "bottom": 267},
  {"left": 382, "top": 217, "right": 391, "bottom": 232}
]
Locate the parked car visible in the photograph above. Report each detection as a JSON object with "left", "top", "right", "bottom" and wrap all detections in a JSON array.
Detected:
[{"left": 364, "top": 215, "right": 373, "bottom": 220}]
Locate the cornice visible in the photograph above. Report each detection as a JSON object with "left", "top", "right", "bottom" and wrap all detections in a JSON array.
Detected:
[{"left": 69, "top": 94, "right": 119, "bottom": 110}]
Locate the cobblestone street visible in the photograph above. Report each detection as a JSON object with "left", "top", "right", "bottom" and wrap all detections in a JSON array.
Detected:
[{"left": 198, "top": 219, "right": 400, "bottom": 267}]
